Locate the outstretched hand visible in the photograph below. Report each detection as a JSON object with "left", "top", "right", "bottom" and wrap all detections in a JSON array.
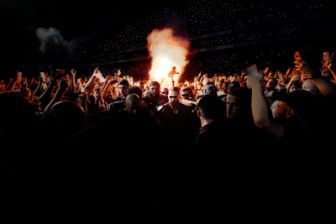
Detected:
[
  {"left": 246, "top": 64, "right": 262, "bottom": 90},
  {"left": 70, "top": 68, "right": 77, "bottom": 76},
  {"left": 246, "top": 74, "right": 263, "bottom": 90}
]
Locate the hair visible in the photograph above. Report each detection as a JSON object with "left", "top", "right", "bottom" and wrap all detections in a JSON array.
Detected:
[
  {"left": 301, "top": 63, "right": 317, "bottom": 78},
  {"left": 127, "top": 86, "right": 143, "bottom": 99},
  {"left": 44, "top": 100, "right": 86, "bottom": 137},
  {"left": 118, "top": 79, "right": 129, "bottom": 86},
  {"left": 126, "top": 94, "right": 140, "bottom": 113},
  {"left": 227, "top": 81, "right": 240, "bottom": 93},
  {"left": 171, "top": 86, "right": 180, "bottom": 93},
  {"left": 204, "top": 83, "right": 217, "bottom": 96},
  {"left": 197, "top": 95, "right": 224, "bottom": 120},
  {"left": 150, "top": 81, "right": 160, "bottom": 88},
  {"left": 229, "top": 87, "right": 251, "bottom": 109}
]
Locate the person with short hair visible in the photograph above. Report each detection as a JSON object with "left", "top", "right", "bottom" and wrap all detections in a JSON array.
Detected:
[
  {"left": 148, "top": 81, "right": 168, "bottom": 107},
  {"left": 117, "top": 79, "right": 129, "bottom": 101},
  {"left": 194, "top": 94, "right": 226, "bottom": 149},
  {"left": 158, "top": 87, "right": 197, "bottom": 147}
]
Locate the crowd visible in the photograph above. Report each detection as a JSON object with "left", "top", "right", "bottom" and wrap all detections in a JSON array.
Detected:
[{"left": 1, "top": 50, "right": 336, "bottom": 212}]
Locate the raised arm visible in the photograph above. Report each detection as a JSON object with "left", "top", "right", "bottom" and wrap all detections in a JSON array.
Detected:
[
  {"left": 246, "top": 65, "right": 284, "bottom": 139},
  {"left": 43, "top": 78, "right": 69, "bottom": 113},
  {"left": 84, "top": 67, "right": 99, "bottom": 94}
]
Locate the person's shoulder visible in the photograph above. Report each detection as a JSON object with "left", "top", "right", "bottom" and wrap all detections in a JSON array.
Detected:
[{"left": 178, "top": 102, "right": 192, "bottom": 111}]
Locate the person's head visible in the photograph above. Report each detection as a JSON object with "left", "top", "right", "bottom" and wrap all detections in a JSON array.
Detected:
[
  {"left": 126, "top": 94, "right": 141, "bottom": 114},
  {"left": 44, "top": 100, "right": 86, "bottom": 138},
  {"left": 127, "top": 86, "right": 143, "bottom": 101},
  {"left": 301, "top": 64, "right": 314, "bottom": 80},
  {"left": 161, "top": 87, "right": 168, "bottom": 96},
  {"left": 118, "top": 79, "right": 129, "bottom": 97},
  {"left": 302, "top": 79, "right": 320, "bottom": 95},
  {"left": 204, "top": 82, "right": 217, "bottom": 97},
  {"left": 106, "top": 89, "right": 114, "bottom": 101},
  {"left": 217, "top": 78, "right": 225, "bottom": 91},
  {"left": 181, "top": 87, "right": 193, "bottom": 100},
  {"left": 271, "top": 100, "right": 294, "bottom": 121},
  {"left": 16, "top": 71, "right": 23, "bottom": 82},
  {"left": 294, "top": 51, "right": 302, "bottom": 62},
  {"left": 226, "top": 87, "right": 251, "bottom": 119},
  {"left": 168, "top": 87, "right": 179, "bottom": 107},
  {"left": 273, "top": 90, "right": 316, "bottom": 121},
  {"left": 227, "top": 81, "right": 240, "bottom": 94},
  {"left": 196, "top": 95, "right": 224, "bottom": 123},
  {"left": 150, "top": 81, "right": 160, "bottom": 97},
  {"left": 323, "top": 51, "right": 330, "bottom": 62},
  {"left": 139, "top": 81, "right": 145, "bottom": 90}
]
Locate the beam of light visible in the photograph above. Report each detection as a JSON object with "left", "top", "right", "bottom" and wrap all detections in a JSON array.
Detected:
[{"left": 147, "top": 28, "right": 190, "bottom": 88}]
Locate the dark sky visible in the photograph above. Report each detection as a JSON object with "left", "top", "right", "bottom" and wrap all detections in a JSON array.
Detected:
[
  {"left": 0, "top": 0, "right": 184, "bottom": 62},
  {"left": 1, "top": 0, "right": 336, "bottom": 74}
]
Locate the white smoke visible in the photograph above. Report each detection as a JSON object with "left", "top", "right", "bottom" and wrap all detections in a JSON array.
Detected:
[{"left": 36, "top": 27, "right": 76, "bottom": 56}]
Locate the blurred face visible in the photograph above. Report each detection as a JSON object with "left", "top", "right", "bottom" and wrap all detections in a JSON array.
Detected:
[
  {"left": 106, "top": 90, "right": 113, "bottom": 100},
  {"left": 181, "top": 90, "right": 191, "bottom": 100},
  {"left": 323, "top": 52, "right": 330, "bottom": 62},
  {"left": 161, "top": 88, "right": 168, "bottom": 96},
  {"left": 64, "top": 75, "right": 72, "bottom": 86},
  {"left": 168, "top": 90, "right": 179, "bottom": 106},
  {"left": 150, "top": 85, "right": 160, "bottom": 96},
  {"left": 118, "top": 84, "right": 128, "bottom": 97},
  {"left": 294, "top": 52, "right": 301, "bottom": 62},
  {"left": 226, "top": 94, "right": 240, "bottom": 119},
  {"left": 0, "top": 80, "right": 5, "bottom": 92},
  {"left": 16, "top": 72, "right": 23, "bottom": 83}
]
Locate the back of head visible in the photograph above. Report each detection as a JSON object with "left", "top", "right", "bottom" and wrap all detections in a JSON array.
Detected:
[
  {"left": 227, "top": 81, "right": 240, "bottom": 93},
  {"left": 127, "top": 86, "right": 143, "bottom": 100},
  {"left": 274, "top": 90, "right": 318, "bottom": 122},
  {"left": 204, "top": 82, "right": 217, "bottom": 96},
  {"left": 118, "top": 79, "right": 129, "bottom": 87},
  {"left": 301, "top": 63, "right": 317, "bottom": 78},
  {"left": 44, "top": 100, "right": 86, "bottom": 138},
  {"left": 126, "top": 94, "right": 141, "bottom": 114},
  {"left": 302, "top": 79, "right": 320, "bottom": 95},
  {"left": 150, "top": 81, "right": 160, "bottom": 88},
  {"left": 0, "top": 92, "right": 35, "bottom": 140},
  {"left": 229, "top": 87, "right": 251, "bottom": 109},
  {"left": 197, "top": 95, "right": 225, "bottom": 120},
  {"left": 312, "top": 77, "right": 336, "bottom": 96}
]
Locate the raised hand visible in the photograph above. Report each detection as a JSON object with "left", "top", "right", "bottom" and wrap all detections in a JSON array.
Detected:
[
  {"left": 70, "top": 68, "right": 77, "bottom": 76},
  {"left": 246, "top": 64, "right": 262, "bottom": 90}
]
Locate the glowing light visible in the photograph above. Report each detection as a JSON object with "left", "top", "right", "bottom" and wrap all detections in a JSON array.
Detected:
[{"left": 147, "top": 28, "right": 190, "bottom": 88}]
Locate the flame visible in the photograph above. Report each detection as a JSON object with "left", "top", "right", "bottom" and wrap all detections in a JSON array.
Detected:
[{"left": 147, "top": 28, "right": 190, "bottom": 88}]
